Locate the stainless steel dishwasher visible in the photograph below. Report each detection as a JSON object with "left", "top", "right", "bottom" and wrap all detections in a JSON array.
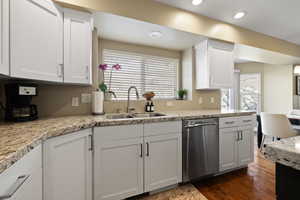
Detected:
[{"left": 182, "top": 118, "right": 219, "bottom": 182}]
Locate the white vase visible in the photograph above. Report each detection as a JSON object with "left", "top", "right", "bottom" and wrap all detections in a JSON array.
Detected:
[{"left": 92, "top": 91, "right": 104, "bottom": 115}]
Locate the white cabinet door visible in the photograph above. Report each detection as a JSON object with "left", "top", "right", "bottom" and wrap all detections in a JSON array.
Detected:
[
  {"left": 0, "top": 146, "right": 42, "bottom": 200},
  {"left": 238, "top": 126, "right": 254, "bottom": 166},
  {"left": 64, "top": 9, "right": 92, "bottom": 84},
  {"left": 219, "top": 127, "right": 238, "bottom": 172},
  {"left": 44, "top": 129, "right": 92, "bottom": 200},
  {"left": 0, "top": 0, "right": 9, "bottom": 76},
  {"left": 144, "top": 133, "right": 182, "bottom": 192},
  {"left": 208, "top": 47, "right": 234, "bottom": 89},
  {"left": 94, "top": 138, "right": 144, "bottom": 200},
  {"left": 10, "top": 0, "right": 63, "bottom": 82}
]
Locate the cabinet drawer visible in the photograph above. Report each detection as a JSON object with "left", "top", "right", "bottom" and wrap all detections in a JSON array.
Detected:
[
  {"left": 144, "top": 121, "right": 182, "bottom": 136},
  {"left": 94, "top": 124, "right": 143, "bottom": 142},
  {"left": 219, "top": 117, "right": 239, "bottom": 128},
  {"left": 0, "top": 145, "right": 42, "bottom": 198},
  {"left": 238, "top": 115, "right": 256, "bottom": 127}
]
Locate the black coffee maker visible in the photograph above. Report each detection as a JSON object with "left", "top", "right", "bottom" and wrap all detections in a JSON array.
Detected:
[{"left": 5, "top": 83, "right": 38, "bottom": 122}]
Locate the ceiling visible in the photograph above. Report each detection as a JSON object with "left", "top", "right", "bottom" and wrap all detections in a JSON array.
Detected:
[
  {"left": 154, "top": 0, "right": 300, "bottom": 45},
  {"left": 93, "top": 11, "right": 300, "bottom": 65},
  {"left": 93, "top": 12, "right": 205, "bottom": 51}
]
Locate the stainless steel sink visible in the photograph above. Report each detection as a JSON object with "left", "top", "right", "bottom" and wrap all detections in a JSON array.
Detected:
[{"left": 105, "top": 113, "right": 166, "bottom": 119}]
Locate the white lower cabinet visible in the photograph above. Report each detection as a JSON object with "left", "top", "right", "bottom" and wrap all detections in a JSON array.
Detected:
[
  {"left": 44, "top": 129, "right": 93, "bottom": 200},
  {"left": 94, "top": 121, "right": 182, "bottom": 200},
  {"left": 95, "top": 137, "right": 144, "bottom": 200},
  {"left": 219, "top": 127, "right": 238, "bottom": 171},
  {"left": 144, "top": 134, "right": 182, "bottom": 192},
  {"left": 0, "top": 145, "right": 42, "bottom": 200},
  {"left": 219, "top": 116, "right": 255, "bottom": 172},
  {"left": 238, "top": 126, "right": 254, "bottom": 166}
]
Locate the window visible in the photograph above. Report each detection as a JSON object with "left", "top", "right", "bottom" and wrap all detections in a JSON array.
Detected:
[
  {"left": 221, "top": 72, "right": 240, "bottom": 110},
  {"left": 221, "top": 72, "right": 261, "bottom": 113},
  {"left": 103, "top": 49, "right": 178, "bottom": 100},
  {"left": 221, "top": 89, "right": 231, "bottom": 110},
  {"left": 240, "top": 73, "right": 261, "bottom": 112}
]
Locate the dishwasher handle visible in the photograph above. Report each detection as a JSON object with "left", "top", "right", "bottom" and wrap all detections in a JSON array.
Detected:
[{"left": 184, "top": 123, "right": 217, "bottom": 129}]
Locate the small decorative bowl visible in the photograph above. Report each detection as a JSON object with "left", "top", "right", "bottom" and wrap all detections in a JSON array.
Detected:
[{"left": 143, "top": 92, "right": 155, "bottom": 101}]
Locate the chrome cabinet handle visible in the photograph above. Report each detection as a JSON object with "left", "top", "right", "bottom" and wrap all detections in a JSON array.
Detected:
[
  {"left": 241, "top": 131, "right": 243, "bottom": 141},
  {"left": 140, "top": 144, "right": 143, "bottom": 157},
  {"left": 146, "top": 142, "right": 149, "bottom": 157},
  {"left": 88, "top": 135, "right": 93, "bottom": 151},
  {"left": 243, "top": 120, "right": 252, "bottom": 123},
  {"left": 57, "top": 64, "right": 63, "bottom": 78},
  {"left": 236, "top": 131, "right": 240, "bottom": 141},
  {"left": 0, "top": 175, "right": 30, "bottom": 200},
  {"left": 225, "top": 121, "right": 235, "bottom": 124},
  {"left": 86, "top": 66, "right": 89, "bottom": 80}
]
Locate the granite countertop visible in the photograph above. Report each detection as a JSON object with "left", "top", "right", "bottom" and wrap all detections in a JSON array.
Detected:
[
  {"left": 264, "top": 136, "right": 300, "bottom": 170},
  {"left": 0, "top": 109, "right": 255, "bottom": 174}
]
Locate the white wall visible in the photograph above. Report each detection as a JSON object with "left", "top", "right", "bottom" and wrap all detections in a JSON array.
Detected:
[{"left": 263, "top": 64, "right": 293, "bottom": 114}]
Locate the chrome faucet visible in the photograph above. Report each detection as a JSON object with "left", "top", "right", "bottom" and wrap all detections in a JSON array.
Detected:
[{"left": 127, "top": 86, "right": 140, "bottom": 113}]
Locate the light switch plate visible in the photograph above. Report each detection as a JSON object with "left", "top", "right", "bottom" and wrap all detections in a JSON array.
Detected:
[
  {"left": 198, "top": 97, "right": 203, "bottom": 104},
  {"left": 81, "top": 93, "right": 92, "bottom": 104},
  {"left": 210, "top": 97, "right": 215, "bottom": 104},
  {"left": 72, "top": 97, "right": 79, "bottom": 107}
]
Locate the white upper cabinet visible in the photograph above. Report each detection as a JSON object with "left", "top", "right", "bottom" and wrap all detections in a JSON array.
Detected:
[
  {"left": 63, "top": 9, "right": 93, "bottom": 85},
  {"left": 10, "top": 0, "right": 64, "bottom": 82},
  {"left": 0, "top": 0, "right": 9, "bottom": 76},
  {"left": 195, "top": 39, "right": 234, "bottom": 89}
]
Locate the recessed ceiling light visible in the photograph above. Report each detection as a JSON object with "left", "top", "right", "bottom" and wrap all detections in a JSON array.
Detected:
[
  {"left": 233, "top": 11, "right": 246, "bottom": 19},
  {"left": 192, "top": 0, "right": 203, "bottom": 6},
  {"left": 149, "top": 31, "right": 163, "bottom": 39}
]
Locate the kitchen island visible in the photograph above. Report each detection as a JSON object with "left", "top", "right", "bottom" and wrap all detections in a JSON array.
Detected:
[{"left": 264, "top": 136, "right": 300, "bottom": 200}]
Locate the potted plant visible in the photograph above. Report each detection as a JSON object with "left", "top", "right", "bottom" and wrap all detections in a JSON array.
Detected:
[
  {"left": 177, "top": 89, "right": 188, "bottom": 100},
  {"left": 99, "top": 63, "right": 121, "bottom": 100}
]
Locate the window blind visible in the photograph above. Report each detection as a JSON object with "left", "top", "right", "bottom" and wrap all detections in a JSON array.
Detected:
[{"left": 103, "top": 49, "right": 178, "bottom": 100}]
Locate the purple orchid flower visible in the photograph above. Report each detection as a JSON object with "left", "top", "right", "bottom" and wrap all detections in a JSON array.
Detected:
[
  {"left": 112, "top": 64, "right": 121, "bottom": 70},
  {"left": 99, "top": 64, "right": 108, "bottom": 71}
]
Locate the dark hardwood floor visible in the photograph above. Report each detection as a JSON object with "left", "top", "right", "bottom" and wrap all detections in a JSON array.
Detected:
[{"left": 194, "top": 150, "right": 276, "bottom": 200}]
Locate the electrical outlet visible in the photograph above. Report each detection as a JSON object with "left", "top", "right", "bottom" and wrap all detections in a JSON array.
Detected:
[
  {"left": 81, "top": 93, "right": 92, "bottom": 104},
  {"left": 72, "top": 97, "right": 79, "bottom": 107},
  {"left": 166, "top": 101, "right": 174, "bottom": 107},
  {"left": 198, "top": 97, "right": 203, "bottom": 104},
  {"left": 210, "top": 97, "right": 215, "bottom": 104}
]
